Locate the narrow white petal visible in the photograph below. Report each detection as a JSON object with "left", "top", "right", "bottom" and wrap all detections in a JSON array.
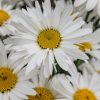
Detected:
[
  {"left": 0, "top": 40, "right": 7, "bottom": 66},
  {"left": 86, "top": 0, "right": 99, "bottom": 11},
  {"left": 74, "top": 0, "right": 86, "bottom": 7},
  {"left": 54, "top": 48, "right": 73, "bottom": 71},
  {"left": 97, "top": 1, "right": 100, "bottom": 16},
  {"left": 62, "top": 18, "right": 85, "bottom": 36}
]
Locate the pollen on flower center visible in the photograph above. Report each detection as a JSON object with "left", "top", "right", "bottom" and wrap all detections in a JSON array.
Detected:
[
  {"left": 37, "top": 28, "right": 61, "bottom": 49},
  {"left": 74, "top": 89, "right": 97, "bottom": 100},
  {"left": 75, "top": 42, "right": 93, "bottom": 52},
  {"left": 28, "top": 87, "right": 54, "bottom": 100},
  {"left": 0, "top": 9, "right": 10, "bottom": 26},
  {"left": 0, "top": 67, "right": 17, "bottom": 93}
]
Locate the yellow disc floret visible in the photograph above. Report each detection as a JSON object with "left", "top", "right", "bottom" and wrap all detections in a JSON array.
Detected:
[
  {"left": 37, "top": 28, "right": 61, "bottom": 49},
  {"left": 0, "top": 67, "right": 17, "bottom": 93},
  {"left": 74, "top": 89, "right": 97, "bottom": 100},
  {"left": 28, "top": 87, "right": 54, "bottom": 100},
  {"left": 0, "top": 9, "right": 10, "bottom": 26},
  {"left": 97, "top": 70, "right": 100, "bottom": 74},
  {"left": 76, "top": 42, "right": 93, "bottom": 52}
]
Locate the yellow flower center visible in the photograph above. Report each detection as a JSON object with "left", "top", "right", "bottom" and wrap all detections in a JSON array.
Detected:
[
  {"left": 74, "top": 89, "right": 97, "bottom": 100},
  {"left": 97, "top": 70, "right": 100, "bottom": 74},
  {"left": 0, "top": 9, "right": 10, "bottom": 26},
  {"left": 37, "top": 28, "right": 61, "bottom": 49},
  {"left": 28, "top": 87, "right": 54, "bottom": 100},
  {"left": 75, "top": 42, "right": 93, "bottom": 52},
  {"left": 0, "top": 67, "right": 17, "bottom": 93}
]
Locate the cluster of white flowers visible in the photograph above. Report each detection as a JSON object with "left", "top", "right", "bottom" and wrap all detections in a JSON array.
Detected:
[{"left": 0, "top": 0, "right": 100, "bottom": 99}]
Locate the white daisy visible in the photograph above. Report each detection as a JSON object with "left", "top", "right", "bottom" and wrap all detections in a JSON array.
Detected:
[
  {"left": 27, "top": 70, "right": 68, "bottom": 100},
  {"left": 0, "top": 40, "right": 36, "bottom": 100},
  {"left": 74, "top": 4, "right": 99, "bottom": 24},
  {"left": 74, "top": 0, "right": 100, "bottom": 16},
  {"left": 79, "top": 58, "right": 100, "bottom": 74},
  {"left": 50, "top": 71, "right": 100, "bottom": 100},
  {"left": 4, "top": 0, "right": 91, "bottom": 77},
  {"left": 73, "top": 29, "right": 100, "bottom": 60},
  {"left": 0, "top": 0, "right": 15, "bottom": 36}
]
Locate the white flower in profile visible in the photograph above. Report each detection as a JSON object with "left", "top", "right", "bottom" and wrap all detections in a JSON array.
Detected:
[
  {"left": 50, "top": 71, "right": 100, "bottom": 100},
  {"left": 0, "top": 0, "right": 16, "bottom": 35},
  {"left": 4, "top": 0, "right": 91, "bottom": 77},
  {"left": 0, "top": 40, "right": 36, "bottom": 100},
  {"left": 79, "top": 58, "right": 100, "bottom": 75},
  {"left": 74, "top": 29, "right": 100, "bottom": 60},
  {"left": 74, "top": 0, "right": 100, "bottom": 16}
]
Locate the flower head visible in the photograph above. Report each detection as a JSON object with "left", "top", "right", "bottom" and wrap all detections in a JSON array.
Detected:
[
  {"left": 50, "top": 71, "right": 100, "bottom": 100},
  {"left": 74, "top": 0, "right": 100, "bottom": 16},
  {"left": 0, "top": 40, "right": 36, "bottom": 100},
  {"left": 0, "top": 0, "right": 15, "bottom": 35},
  {"left": 4, "top": 0, "right": 92, "bottom": 78}
]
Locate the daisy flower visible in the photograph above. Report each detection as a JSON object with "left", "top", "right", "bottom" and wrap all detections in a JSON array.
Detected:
[
  {"left": 0, "top": 0, "right": 15, "bottom": 36},
  {"left": 74, "top": 29, "right": 100, "bottom": 60},
  {"left": 74, "top": 0, "right": 100, "bottom": 16},
  {"left": 27, "top": 70, "right": 68, "bottom": 100},
  {"left": 4, "top": 0, "right": 91, "bottom": 77},
  {"left": 0, "top": 40, "right": 36, "bottom": 100},
  {"left": 51, "top": 71, "right": 100, "bottom": 100},
  {"left": 79, "top": 58, "right": 100, "bottom": 74}
]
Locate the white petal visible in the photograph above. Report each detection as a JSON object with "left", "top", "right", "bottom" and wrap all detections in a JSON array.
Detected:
[
  {"left": 62, "top": 18, "right": 85, "bottom": 36},
  {"left": 12, "top": 89, "right": 28, "bottom": 99},
  {"left": 74, "top": 0, "right": 86, "bottom": 7},
  {"left": 15, "top": 83, "right": 36, "bottom": 95},
  {"left": 3, "top": 93, "right": 9, "bottom": 100},
  {"left": 43, "top": 53, "right": 51, "bottom": 78},
  {"left": 0, "top": 40, "right": 7, "bottom": 66},
  {"left": 25, "top": 56, "right": 37, "bottom": 75},
  {"left": 86, "top": 0, "right": 99, "bottom": 11},
  {"left": 0, "top": 93, "right": 3, "bottom": 100},
  {"left": 97, "top": 1, "right": 100, "bottom": 16},
  {"left": 89, "top": 73, "right": 98, "bottom": 89},
  {"left": 9, "top": 92, "right": 22, "bottom": 100},
  {"left": 63, "top": 28, "right": 92, "bottom": 39},
  {"left": 48, "top": 50, "right": 54, "bottom": 75},
  {"left": 54, "top": 48, "right": 73, "bottom": 71}
]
